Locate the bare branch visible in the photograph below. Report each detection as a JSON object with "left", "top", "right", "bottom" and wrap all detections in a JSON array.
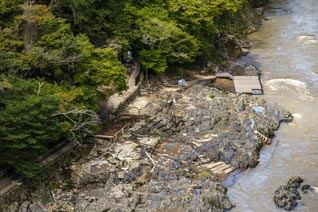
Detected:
[
  {"left": 52, "top": 109, "right": 101, "bottom": 144},
  {"left": 36, "top": 81, "right": 45, "bottom": 96},
  {"left": 145, "top": 151, "right": 156, "bottom": 173}
]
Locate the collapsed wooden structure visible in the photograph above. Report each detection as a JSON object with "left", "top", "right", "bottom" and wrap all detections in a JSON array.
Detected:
[{"left": 96, "top": 124, "right": 128, "bottom": 141}]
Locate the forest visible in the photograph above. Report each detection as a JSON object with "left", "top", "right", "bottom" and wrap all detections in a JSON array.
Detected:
[{"left": 0, "top": 0, "right": 266, "bottom": 176}]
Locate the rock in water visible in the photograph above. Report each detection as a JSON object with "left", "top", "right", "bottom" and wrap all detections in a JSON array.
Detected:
[
  {"left": 274, "top": 176, "right": 304, "bottom": 211},
  {"left": 287, "top": 176, "right": 304, "bottom": 188},
  {"left": 301, "top": 184, "right": 314, "bottom": 193}
]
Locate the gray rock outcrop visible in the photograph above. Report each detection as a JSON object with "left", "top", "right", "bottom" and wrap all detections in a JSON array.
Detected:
[{"left": 45, "top": 82, "right": 291, "bottom": 211}]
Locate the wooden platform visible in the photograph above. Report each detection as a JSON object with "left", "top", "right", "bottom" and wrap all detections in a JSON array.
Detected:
[
  {"left": 233, "top": 76, "right": 263, "bottom": 94},
  {"left": 215, "top": 73, "right": 263, "bottom": 95}
]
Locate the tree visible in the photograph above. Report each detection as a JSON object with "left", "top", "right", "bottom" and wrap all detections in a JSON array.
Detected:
[
  {"left": 51, "top": 109, "right": 100, "bottom": 144},
  {"left": 0, "top": 75, "right": 105, "bottom": 176},
  {"left": 0, "top": 0, "right": 23, "bottom": 28},
  {"left": 0, "top": 76, "right": 62, "bottom": 176},
  {"left": 0, "top": 4, "right": 127, "bottom": 95},
  {"left": 49, "top": 0, "right": 127, "bottom": 46},
  {"left": 166, "top": 0, "right": 246, "bottom": 59},
  {"left": 75, "top": 47, "right": 127, "bottom": 95},
  {"left": 124, "top": 5, "right": 199, "bottom": 72}
]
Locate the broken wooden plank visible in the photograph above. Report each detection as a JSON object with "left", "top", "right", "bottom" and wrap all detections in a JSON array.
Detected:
[
  {"left": 160, "top": 127, "right": 170, "bottom": 132},
  {"left": 223, "top": 166, "right": 237, "bottom": 174},
  {"left": 150, "top": 119, "right": 162, "bottom": 127},
  {"left": 210, "top": 163, "right": 231, "bottom": 173},
  {"left": 146, "top": 116, "right": 157, "bottom": 124},
  {"left": 0, "top": 177, "right": 17, "bottom": 197},
  {"left": 153, "top": 121, "right": 166, "bottom": 129},
  {"left": 202, "top": 162, "right": 223, "bottom": 169},
  {"left": 98, "top": 124, "right": 128, "bottom": 140},
  {"left": 113, "top": 124, "right": 128, "bottom": 137},
  {"left": 96, "top": 135, "right": 114, "bottom": 139}
]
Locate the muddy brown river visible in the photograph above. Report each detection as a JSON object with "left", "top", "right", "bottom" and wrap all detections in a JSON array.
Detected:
[{"left": 228, "top": 0, "right": 318, "bottom": 211}]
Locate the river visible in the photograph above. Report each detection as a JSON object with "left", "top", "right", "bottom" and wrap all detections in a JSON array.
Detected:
[{"left": 228, "top": 0, "right": 318, "bottom": 211}]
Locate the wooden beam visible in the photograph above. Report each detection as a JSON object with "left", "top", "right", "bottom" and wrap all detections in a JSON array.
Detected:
[
  {"left": 211, "top": 163, "right": 231, "bottom": 173},
  {"left": 96, "top": 135, "right": 114, "bottom": 139},
  {"left": 202, "top": 162, "right": 223, "bottom": 169}
]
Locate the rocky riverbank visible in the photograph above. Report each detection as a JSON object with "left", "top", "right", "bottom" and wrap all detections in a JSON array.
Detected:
[{"left": 18, "top": 73, "right": 290, "bottom": 212}]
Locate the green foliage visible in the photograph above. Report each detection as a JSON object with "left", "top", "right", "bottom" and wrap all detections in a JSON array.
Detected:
[
  {"left": 249, "top": 0, "right": 268, "bottom": 8},
  {"left": 0, "top": 0, "right": 23, "bottom": 27},
  {"left": 198, "top": 170, "right": 211, "bottom": 179},
  {"left": 47, "top": 0, "right": 252, "bottom": 71},
  {"left": 125, "top": 4, "right": 199, "bottom": 72},
  {"left": 210, "top": 94, "right": 215, "bottom": 99},
  {"left": 0, "top": 4, "right": 127, "bottom": 93},
  {"left": 0, "top": 76, "right": 62, "bottom": 176},
  {"left": 0, "top": 4, "right": 126, "bottom": 176},
  {"left": 68, "top": 0, "right": 96, "bottom": 25},
  {"left": 76, "top": 47, "right": 127, "bottom": 94},
  {"left": 220, "top": 89, "right": 230, "bottom": 95},
  {"left": 50, "top": 0, "right": 127, "bottom": 46},
  {"left": 139, "top": 49, "right": 168, "bottom": 73},
  {"left": 0, "top": 27, "right": 31, "bottom": 73},
  {"left": 0, "top": 74, "right": 103, "bottom": 176}
]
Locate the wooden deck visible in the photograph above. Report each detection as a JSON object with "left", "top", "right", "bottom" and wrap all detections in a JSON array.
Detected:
[
  {"left": 214, "top": 73, "right": 263, "bottom": 95},
  {"left": 172, "top": 73, "right": 263, "bottom": 95},
  {"left": 233, "top": 76, "right": 263, "bottom": 94}
]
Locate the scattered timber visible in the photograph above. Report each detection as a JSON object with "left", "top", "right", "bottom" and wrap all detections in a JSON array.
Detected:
[{"left": 200, "top": 161, "right": 238, "bottom": 180}]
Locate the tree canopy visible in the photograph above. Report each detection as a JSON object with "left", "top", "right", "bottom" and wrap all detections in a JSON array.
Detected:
[{"left": 44, "top": 0, "right": 259, "bottom": 71}]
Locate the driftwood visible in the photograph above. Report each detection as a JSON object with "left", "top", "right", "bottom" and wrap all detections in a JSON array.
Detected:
[
  {"left": 51, "top": 191, "right": 57, "bottom": 202},
  {"left": 145, "top": 151, "right": 156, "bottom": 173}
]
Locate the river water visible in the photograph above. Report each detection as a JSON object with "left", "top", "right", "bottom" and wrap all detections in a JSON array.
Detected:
[{"left": 228, "top": 0, "right": 318, "bottom": 211}]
